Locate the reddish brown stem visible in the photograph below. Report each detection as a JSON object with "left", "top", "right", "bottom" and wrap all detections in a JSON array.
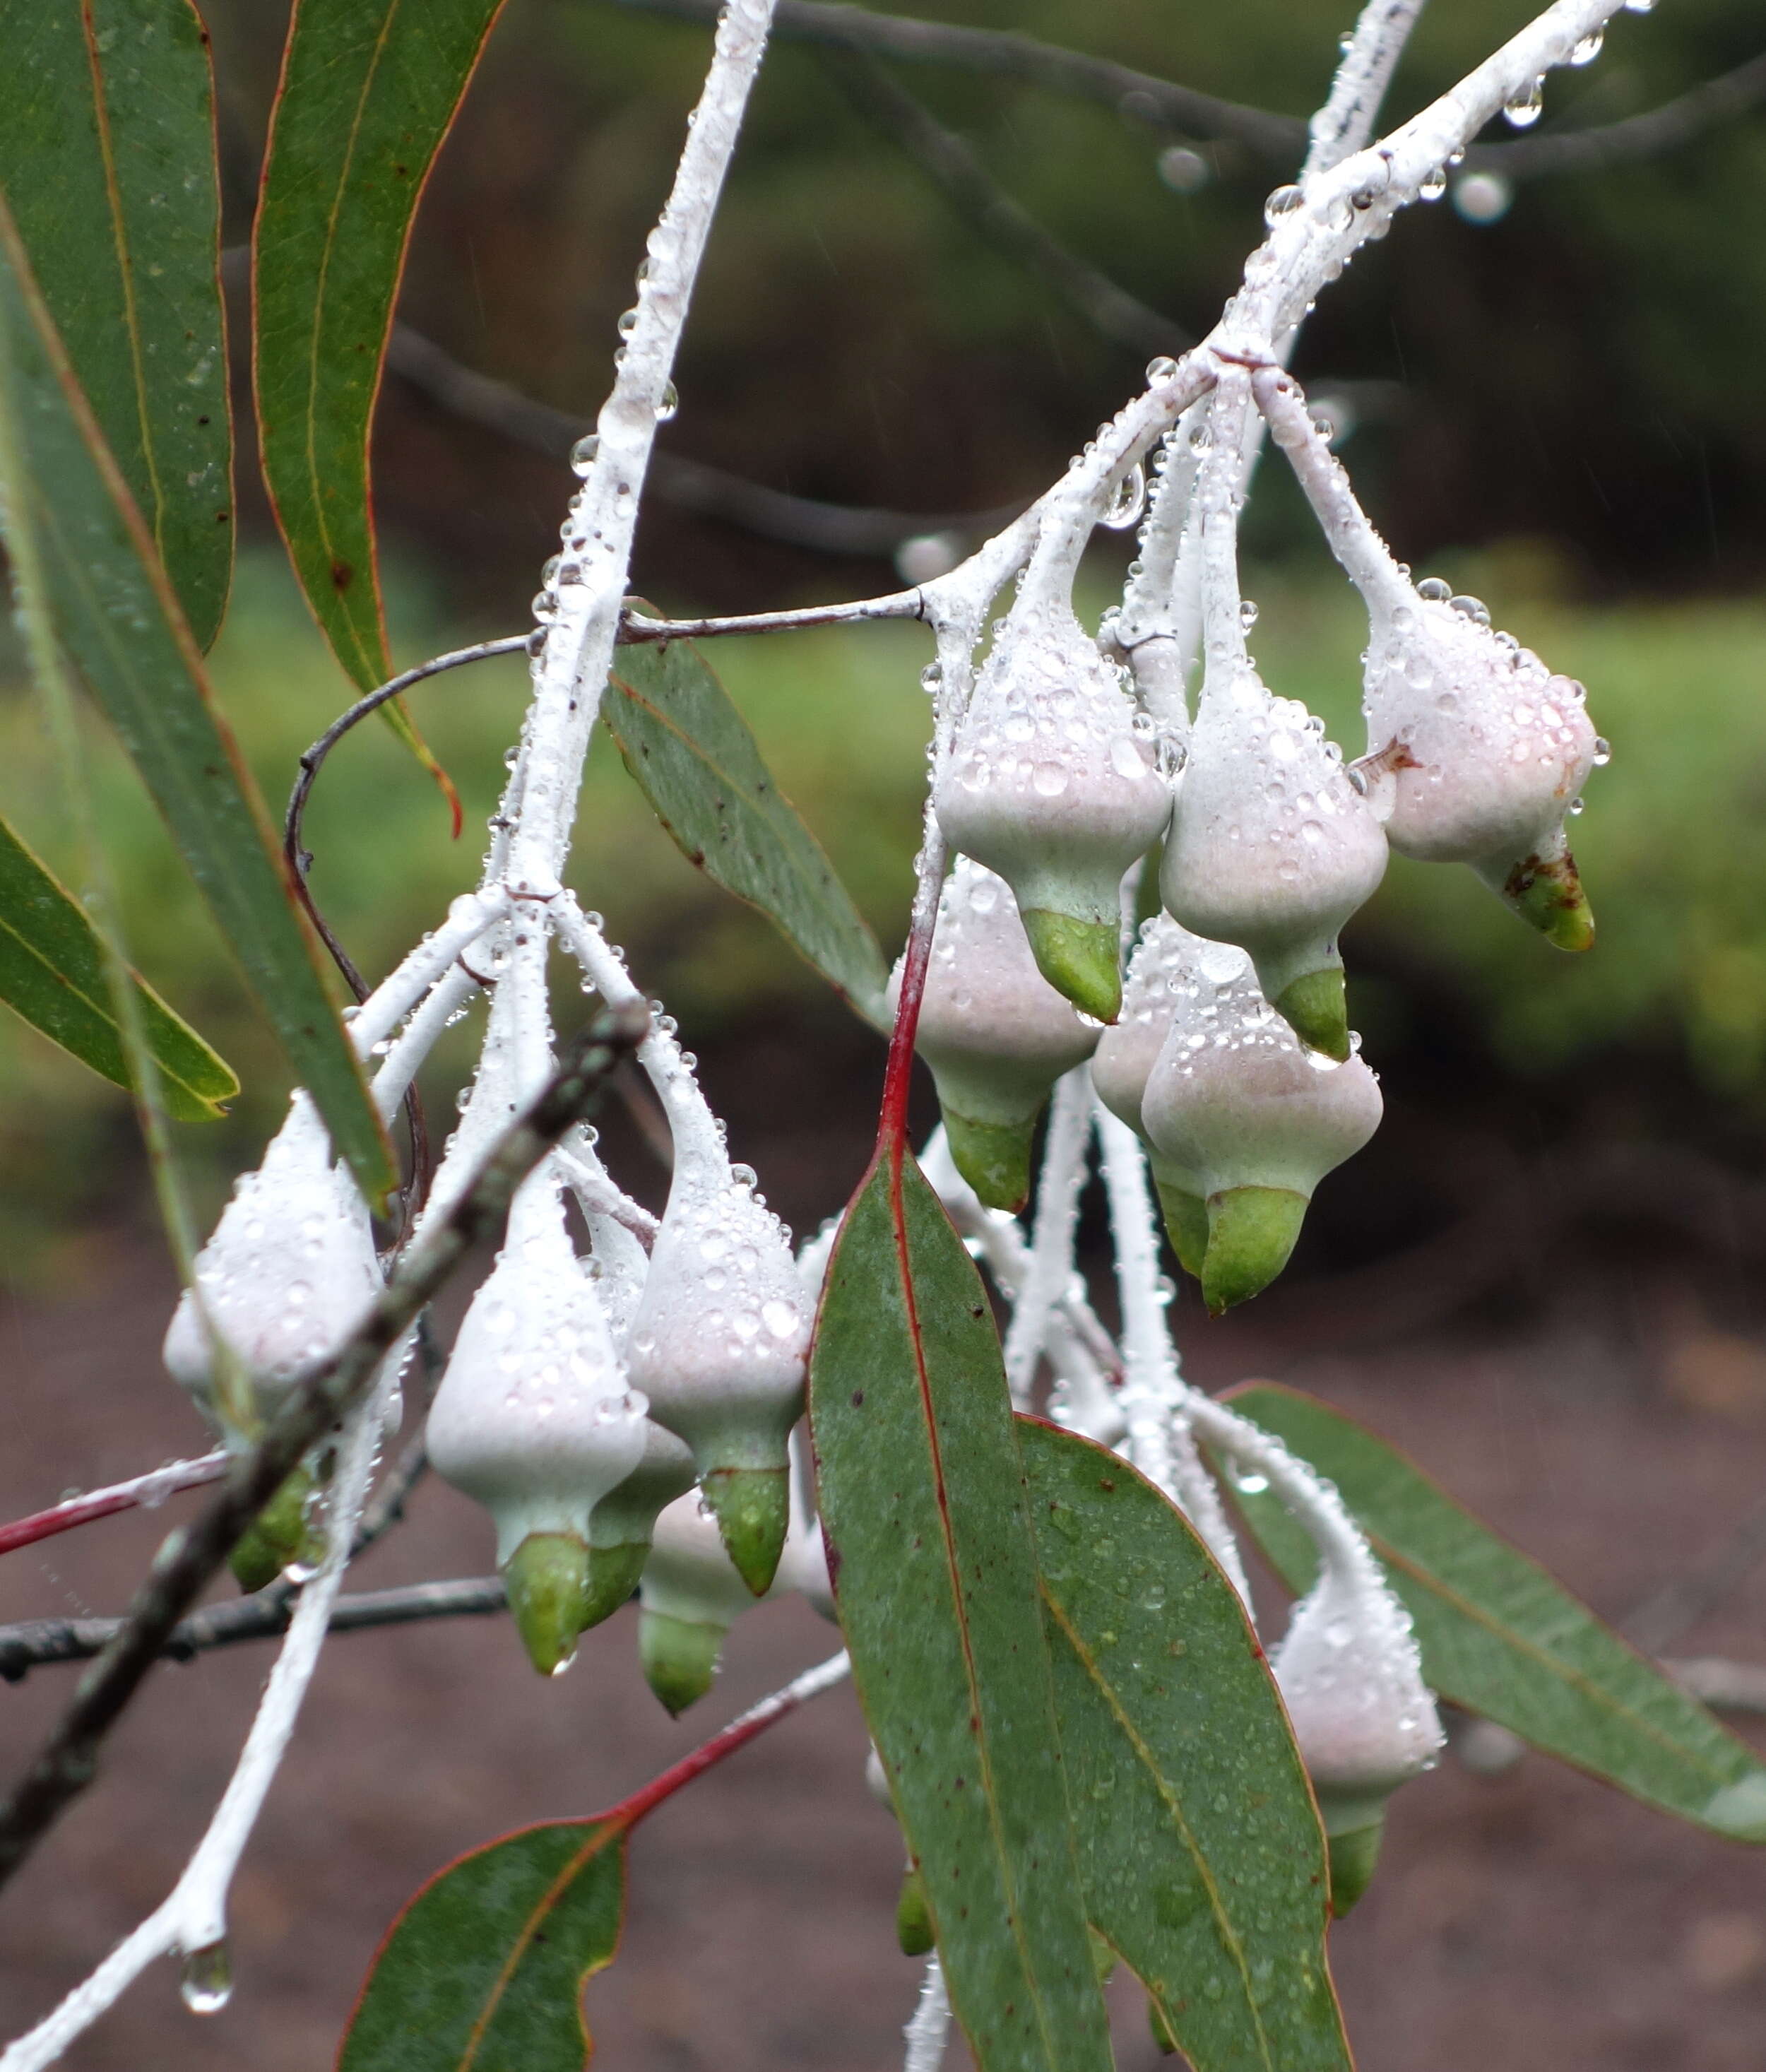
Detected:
[{"left": 0, "top": 1455, "right": 228, "bottom": 1561}]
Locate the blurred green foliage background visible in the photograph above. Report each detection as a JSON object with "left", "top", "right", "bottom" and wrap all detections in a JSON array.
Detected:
[{"left": 2, "top": 0, "right": 1765, "bottom": 1263}]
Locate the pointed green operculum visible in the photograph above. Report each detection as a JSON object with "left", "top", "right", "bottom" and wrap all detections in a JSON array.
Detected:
[
  {"left": 1271, "top": 964, "right": 1351, "bottom": 1062},
  {"left": 938, "top": 1102, "right": 1038, "bottom": 1214},
  {"left": 504, "top": 1531, "right": 594, "bottom": 1676},
  {"left": 1481, "top": 845, "right": 1594, "bottom": 952},
  {"left": 230, "top": 1463, "right": 322, "bottom": 1593},
  {"left": 1152, "top": 1176, "right": 1210, "bottom": 1281},
  {"left": 1018, "top": 908, "right": 1122, "bottom": 1024},
  {"left": 581, "top": 1539, "right": 651, "bottom": 1630},
  {"left": 701, "top": 1464, "right": 790, "bottom": 1597},
  {"left": 1324, "top": 1817, "right": 1385, "bottom": 1917},
  {"left": 1148, "top": 1998, "right": 1180, "bottom": 2056},
  {"left": 1201, "top": 1185, "right": 1309, "bottom": 1316},
  {"left": 639, "top": 1607, "right": 728, "bottom": 1715},
  {"left": 896, "top": 1866, "right": 935, "bottom": 1956}
]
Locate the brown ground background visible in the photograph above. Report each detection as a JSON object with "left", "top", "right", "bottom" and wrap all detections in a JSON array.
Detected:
[{"left": 5, "top": 1106, "right": 1766, "bottom": 2072}]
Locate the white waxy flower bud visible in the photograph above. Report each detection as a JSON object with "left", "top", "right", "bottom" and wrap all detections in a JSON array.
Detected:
[
  {"left": 1139, "top": 959, "right": 1381, "bottom": 1313},
  {"left": 1253, "top": 364, "right": 1596, "bottom": 951},
  {"left": 427, "top": 1176, "right": 648, "bottom": 1675},
  {"left": 1090, "top": 915, "right": 1249, "bottom": 1277},
  {"left": 894, "top": 859, "right": 1101, "bottom": 1214},
  {"left": 1160, "top": 665, "right": 1387, "bottom": 1062},
  {"left": 1274, "top": 1562, "right": 1443, "bottom": 1913},
  {"left": 625, "top": 1137, "right": 810, "bottom": 1598},
  {"left": 582, "top": 1416, "right": 697, "bottom": 1631},
  {"left": 932, "top": 603, "right": 1171, "bottom": 1021},
  {"left": 636, "top": 1484, "right": 831, "bottom": 1712},
  {"left": 162, "top": 1091, "right": 398, "bottom": 1589}
]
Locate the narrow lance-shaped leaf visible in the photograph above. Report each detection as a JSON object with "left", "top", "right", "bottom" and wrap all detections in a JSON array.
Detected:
[
  {"left": 0, "top": 810, "right": 235, "bottom": 1121},
  {"left": 253, "top": 0, "right": 506, "bottom": 819},
  {"left": 339, "top": 1818, "right": 626, "bottom": 2072},
  {"left": 0, "top": 201, "right": 394, "bottom": 1204},
  {"left": 1224, "top": 1383, "right": 1766, "bottom": 1842},
  {"left": 1017, "top": 1417, "right": 1352, "bottom": 2072},
  {"left": 0, "top": 0, "right": 233, "bottom": 649},
  {"left": 810, "top": 1146, "right": 1113, "bottom": 2072},
  {"left": 607, "top": 629, "right": 893, "bottom": 1030}
]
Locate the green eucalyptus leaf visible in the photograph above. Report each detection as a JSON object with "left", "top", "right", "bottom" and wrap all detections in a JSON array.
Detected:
[
  {"left": 339, "top": 1818, "right": 625, "bottom": 2072},
  {"left": 1018, "top": 1417, "right": 1353, "bottom": 2072},
  {"left": 0, "top": 201, "right": 393, "bottom": 1205},
  {"left": 810, "top": 1145, "right": 1112, "bottom": 2072},
  {"left": 0, "top": 810, "right": 235, "bottom": 1120},
  {"left": 607, "top": 630, "right": 892, "bottom": 1030},
  {"left": 0, "top": 0, "right": 232, "bottom": 649},
  {"left": 1224, "top": 1383, "right": 1766, "bottom": 1843}
]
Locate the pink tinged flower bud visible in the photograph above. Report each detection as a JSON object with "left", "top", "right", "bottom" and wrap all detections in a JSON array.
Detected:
[
  {"left": 894, "top": 860, "right": 1101, "bottom": 1214},
  {"left": 1139, "top": 965, "right": 1382, "bottom": 1313},
  {"left": 1274, "top": 1564, "right": 1442, "bottom": 1914},
  {"left": 1161, "top": 667, "right": 1387, "bottom": 1062},
  {"left": 163, "top": 1091, "right": 387, "bottom": 1431},
  {"left": 624, "top": 1157, "right": 810, "bottom": 1598},
  {"left": 1091, "top": 916, "right": 1250, "bottom": 1277},
  {"left": 932, "top": 604, "right": 1171, "bottom": 1021},
  {"left": 426, "top": 1180, "right": 648, "bottom": 1676}
]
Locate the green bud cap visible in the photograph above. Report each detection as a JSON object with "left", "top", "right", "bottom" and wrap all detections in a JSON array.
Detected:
[
  {"left": 1148, "top": 1998, "right": 1180, "bottom": 2056},
  {"left": 701, "top": 1464, "right": 790, "bottom": 1596},
  {"left": 639, "top": 1607, "right": 727, "bottom": 1715},
  {"left": 1325, "top": 1817, "right": 1385, "bottom": 1916},
  {"left": 230, "top": 1464, "right": 321, "bottom": 1594},
  {"left": 1272, "top": 965, "right": 1350, "bottom": 1062},
  {"left": 1153, "top": 1178, "right": 1210, "bottom": 1281},
  {"left": 504, "top": 1531, "right": 593, "bottom": 1677},
  {"left": 1017, "top": 908, "right": 1122, "bottom": 1024},
  {"left": 1488, "top": 846, "right": 1594, "bottom": 952},
  {"left": 581, "top": 1538, "right": 651, "bottom": 1631},
  {"left": 896, "top": 1866, "right": 935, "bottom": 1956},
  {"left": 1201, "top": 1185, "right": 1309, "bottom": 1315},
  {"left": 940, "top": 1104, "right": 1038, "bottom": 1214}
]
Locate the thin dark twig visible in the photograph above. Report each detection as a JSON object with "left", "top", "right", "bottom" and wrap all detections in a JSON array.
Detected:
[
  {"left": 0, "top": 1004, "right": 648, "bottom": 1894},
  {"left": 385, "top": 325, "right": 1019, "bottom": 557},
  {"left": 0, "top": 1578, "right": 508, "bottom": 1683},
  {"left": 610, "top": 0, "right": 1306, "bottom": 158},
  {"left": 819, "top": 47, "right": 1191, "bottom": 359}
]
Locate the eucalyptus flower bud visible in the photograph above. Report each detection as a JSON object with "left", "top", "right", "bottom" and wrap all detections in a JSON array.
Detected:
[
  {"left": 1161, "top": 665, "right": 1387, "bottom": 1061},
  {"left": 1090, "top": 915, "right": 1250, "bottom": 1277},
  {"left": 581, "top": 1416, "right": 697, "bottom": 1630},
  {"left": 162, "top": 1091, "right": 396, "bottom": 1589},
  {"left": 1139, "top": 964, "right": 1382, "bottom": 1313},
  {"left": 1362, "top": 592, "right": 1598, "bottom": 949},
  {"left": 427, "top": 1178, "right": 648, "bottom": 1676},
  {"left": 894, "top": 860, "right": 1101, "bottom": 1214},
  {"left": 933, "top": 604, "right": 1171, "bottom": 1020},
  {"left": 626, "top": 1147, "right": 811, "bottom": 1597},
  {"left": 1274, "top": 1563, "right": 1443, "bottom": 1914}
]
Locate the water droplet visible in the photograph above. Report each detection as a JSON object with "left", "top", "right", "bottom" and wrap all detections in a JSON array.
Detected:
[
  {"left": 1145, "top": 355, "right": 1179, "bottom": 385},
  {"left": 1503, "top": 76, "right": 1544, "bottom": 129},
  {"left": 569, "top": 432, "right": 600, "bottom": 475},
  {"left": 1235, "top": 1472, "right": 1270, "bottom": 1496},
  {"left": 1032, "top": 761, "right": 1069, "bottom": 798},
  {"left": 1416, "top": 576, "right": 1451, "bottom": 602},
  {"left": 1239, "top": 598, "right": 1259, "bottom": 632},
  {"left": 1419, "top": 165, "right": 1447, "bottom": 202},
  {"left": 1570, "top": 27, "right": 1604, "bottom": 63},
  {"left": 655, "top": 380, "right": 679, "bottom": 423},
  {"left": 180, "top": 1941, "right": 232, "bottom": 2015},
  {"left": 1592, "top": 736, "right": 1611, "bottom": 766},
  {"left": 1101, "top": 461, "right": 1146, "bottom": 531},
  {"left": 1264, "top": 183, "right": 1305, "bottom": 226}
]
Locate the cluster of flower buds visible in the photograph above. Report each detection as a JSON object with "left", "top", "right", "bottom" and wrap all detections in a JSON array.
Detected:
[
  {"left": 934, "top": 603, "right": 1170, "bottom": 1022},
  {"left": 1273, "top": 1550, "right": 1443, "bottom": 1913},
  {"left": 426, "top": 1173, "right": 649, "bottom": 1674},
  {"left": 1096, "top": 915, "right": 1382, "bottom": 1312},
  {"left": 1252, "top": 365, "right": 1600, "bottom": 950},
  {"left": 162, "top": 1091, "right": 398, "bottom": 1589},
  {"left": 896, "top": 859, "right": 1101, "bottom": 1213}
]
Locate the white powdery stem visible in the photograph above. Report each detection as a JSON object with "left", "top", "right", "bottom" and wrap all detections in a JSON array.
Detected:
[
  {"left": 370, "top": 957, "right": 484, "bottom": 1122},
  {"left": 554, "top": 1133, "right": 660, "bottom": 1246},
  {"left": 348, "top": 889, "right": 511, "bottom": 1060},
  {"left": 903, "top": 1956, "right": 952, "bottom": 2072},
  {"left": 1196, "top": 369, "right": 1255, "bottom": 685},
  {"left": 1000, "top": 1069, "right": 1094, "bottom": 1407},
  {"left": 1305, "top": 0, "right": 1433, "bottom": 176},
  {"left": 505, "top": 0, "right": 778, "bottom": 889},
  {"left": 0, "top": 1377, "right": 393, "bottom": 2072},
  {"left": 1094, "top": 1108, "right": 1251, "bottom": 1607},
  {"left": 551, "top": 894, "right": 723, "bottom": 1168},
  {"left": 1252, "top": 369, "right": 1406, "bottom": 608}
]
